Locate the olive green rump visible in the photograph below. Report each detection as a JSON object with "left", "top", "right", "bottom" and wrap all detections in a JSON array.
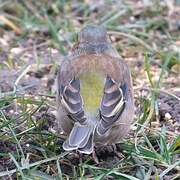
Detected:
[{"left": 79, "top": 72, "right": 104, "bottom": 113}]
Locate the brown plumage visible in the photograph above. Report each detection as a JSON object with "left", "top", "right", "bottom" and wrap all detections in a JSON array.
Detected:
[{"left": 56, "top": 25, "right": 134, "bottom": 154}]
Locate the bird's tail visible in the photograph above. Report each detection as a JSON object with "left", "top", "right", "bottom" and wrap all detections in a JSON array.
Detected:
[{"left": 63, "top": 122, "right": 95, "bottom": 154}]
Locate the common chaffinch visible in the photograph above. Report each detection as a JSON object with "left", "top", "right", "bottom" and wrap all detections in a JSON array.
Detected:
[{"left": 56, "top": 25, "right": 134, "bottom": 154}]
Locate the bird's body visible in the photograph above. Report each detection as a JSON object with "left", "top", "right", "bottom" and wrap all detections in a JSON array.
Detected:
[
  {"left": 56, "top": 25, "right": 134, "bottom": 154},
  {"left": 80, "top": 71, "right": 104, "bottom": 113}
]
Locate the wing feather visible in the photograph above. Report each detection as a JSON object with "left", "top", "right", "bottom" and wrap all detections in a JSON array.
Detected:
[
  {"left": 97, "top": 76, "right": 125, "bottom": 135},
  {"left": 60, "top": 78, "right": 86, "bottom": 124}
]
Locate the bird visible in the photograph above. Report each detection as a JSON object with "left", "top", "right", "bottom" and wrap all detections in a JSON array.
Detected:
[{"left": 56, "top": 25, "right": 134, "bottom": 155}]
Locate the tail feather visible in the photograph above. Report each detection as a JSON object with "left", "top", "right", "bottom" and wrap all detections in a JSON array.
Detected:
[
  {"left": 68, "top": 123, "right": 91, "bottom": 147},
  {"left": 63, "top": 122, "right": 95, "bottom": 154},
  {"left": 79, "top": 133, "right": 93, "bottom": 154},
  {"left": 63, "top": 138, "right": 76, "bottom": 151}
]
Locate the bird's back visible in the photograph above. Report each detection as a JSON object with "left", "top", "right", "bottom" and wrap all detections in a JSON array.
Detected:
[
  {"left": 80, "top": 71, "right": 104, "bottom": 113},
  {"left": 60, "top": 53, "right": 126, "bottom": 115}
]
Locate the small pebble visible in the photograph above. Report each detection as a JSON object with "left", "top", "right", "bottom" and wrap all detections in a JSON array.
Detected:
[{"left": 165, "top": 112, "right": 172, "bottom": 120}]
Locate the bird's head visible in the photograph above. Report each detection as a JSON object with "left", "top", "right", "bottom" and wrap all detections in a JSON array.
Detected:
[{"left": 79, "top": 25, "right": 108, "bottom": 44}]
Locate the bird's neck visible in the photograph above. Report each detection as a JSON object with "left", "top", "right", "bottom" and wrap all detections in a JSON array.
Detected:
[{"left": 72, "top": 42, "right": 111, "bottom": 56}]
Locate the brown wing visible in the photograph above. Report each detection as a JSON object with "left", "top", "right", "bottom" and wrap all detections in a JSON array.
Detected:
[
  {"left": 97, "top": 76, "right": 125, "bottom": 135},
  {"left": 59, "top": 77, "right": 95, "bottom": 154},
  {"left": 60, "top": 78, "right": 86, "bottom": 124}
]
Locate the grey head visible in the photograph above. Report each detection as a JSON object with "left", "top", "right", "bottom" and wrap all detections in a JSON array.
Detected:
[{"left": 79, "top": 25, "right": 108, "bottom": 44}]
